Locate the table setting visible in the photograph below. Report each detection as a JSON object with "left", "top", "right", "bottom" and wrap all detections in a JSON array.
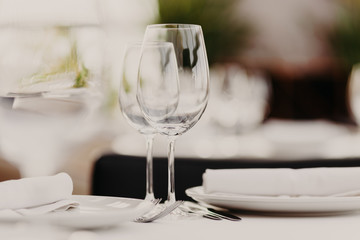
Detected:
[
  {"left": 87, "top": 18, "right": 360, "bottom": 238},
  {"left": 0, "top": 173, "right": 158, "bottom": 228},
  {"left": 2, "top": 1, "right": 360, "bottom": 238},
  {"left": 187, "top": 167, "right": 360, "bottom": 214},
  {"left": 3, "top": 167, "right": 360, "bottom": 240}
]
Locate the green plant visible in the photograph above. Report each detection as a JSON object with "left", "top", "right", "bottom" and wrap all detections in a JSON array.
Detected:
[
  {"left": 155, "top": 0, "right": 251, "bottom": 66},
  {"left": 23, "top": 27, "right": 89, "bottom": 89}
]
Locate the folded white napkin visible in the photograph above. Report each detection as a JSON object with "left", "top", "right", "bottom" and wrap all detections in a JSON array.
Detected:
[
  {"left": 0, "top": 172, "right": 78, "bottom": 216},
  {"left": 203, "top": 167, "right": 360, "bottom": 197}
]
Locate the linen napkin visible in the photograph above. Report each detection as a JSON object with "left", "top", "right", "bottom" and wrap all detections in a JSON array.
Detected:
[
  {"left": 203, "top": 167, "right": 360, "bottom": 197},
  {"left": 0, "top": 172, "right": 78, "bottom": 216}
]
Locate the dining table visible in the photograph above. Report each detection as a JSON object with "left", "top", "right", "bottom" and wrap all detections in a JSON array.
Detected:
[
  {"left": 4, "top": 118, "right": 360, "bottom": 239},
  {"left": 2, "top": 208, "right": 360, "bottom": 240},
  {"left": 75, "top": 118, "right": 360, "bottom": 240}
]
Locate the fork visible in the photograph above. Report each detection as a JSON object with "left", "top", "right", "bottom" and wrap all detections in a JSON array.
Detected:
[{"left": 134, "top": 200, "right": 184, "bottom": 223}]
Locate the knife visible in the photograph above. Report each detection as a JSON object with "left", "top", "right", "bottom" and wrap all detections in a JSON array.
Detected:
[
  {"left": 179, "top": 205, "right": 222, "bottom": 220},
  {"left": 207, "top": 208, "right": 241, "bottom": 221},
  {"left": 202, "top": 213, "right": 223, "bottom": 220},
  {"left": 183, "top": 201, "right": 241, "bottom": 221}
]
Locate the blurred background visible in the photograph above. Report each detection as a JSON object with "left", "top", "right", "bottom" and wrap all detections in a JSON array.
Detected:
[
  {"left": 1, "top": 0, "right": 360, "bottom": 196},
  {"left": 99, "top": 0, "right": 359, "bottom": 123}
]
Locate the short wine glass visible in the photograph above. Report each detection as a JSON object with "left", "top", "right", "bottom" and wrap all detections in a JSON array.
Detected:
[
  {"left": 118, "top": 42, "right": 159, "bottom": 201},
  {"left": 137, "top": 24, "right": 210, "bottom": 204}
]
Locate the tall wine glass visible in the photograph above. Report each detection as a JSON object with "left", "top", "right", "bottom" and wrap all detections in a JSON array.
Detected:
[
  {"left": 118, "top": 42, "right": 165, "bottom": 201},
  {"left": 138, "top": 24, "right": 210, "bottom": 204}
]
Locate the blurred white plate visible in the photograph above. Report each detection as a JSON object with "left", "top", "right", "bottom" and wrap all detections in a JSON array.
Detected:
[
  {"left": 186, "top": 186, "right": 360, "bottom": 214},
  {"left": 261, "top": 120, "right": 350, "bottom": 159},
  {"left": 0, "top": 195, "right": 152, "bottom": 229}
]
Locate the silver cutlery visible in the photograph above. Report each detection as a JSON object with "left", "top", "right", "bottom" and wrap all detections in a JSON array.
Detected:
[
  {"left": 179, "top": 206, "right": 222, "bottom": 220},
  {"left": 182, "top": 201, "right": 241, "bottom": 221},
  {"left": 207, "top": 207, "right": 242, "bottom": 221},
  {"left": 134, "top": 200, "right": 184, "bottom": 223}
]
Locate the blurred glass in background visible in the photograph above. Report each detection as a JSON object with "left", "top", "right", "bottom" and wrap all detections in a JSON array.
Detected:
[
  {"left": 347, "top": 64, "right": 360, "bottom": 126},
  {"left": 152, "top": 0, "right": 360, "bottom": 125},
  {"left": 209, "top": 65, "right": 271, "bottom": 134},
  {"left": 328, "top": 1, "right": 360, "bottom": 125}
]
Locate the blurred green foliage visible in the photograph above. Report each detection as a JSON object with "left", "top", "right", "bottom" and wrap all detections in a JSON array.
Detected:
[
  {"left": 154, "top": 0, "right": 251, "bottom": 66},
  {"left": 329, "top": 0, "right": 360, "bottom": 72},
  {"left": 27, "top": 28, "right": 89, "bottom": 88}
]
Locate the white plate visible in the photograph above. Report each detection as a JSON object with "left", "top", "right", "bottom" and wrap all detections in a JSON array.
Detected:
[
  {"left": 186, "top": 186, "right": 360, "bottom": 214},
  {"left": 0, "top": 195, "right": 153, "bottom": 229}
]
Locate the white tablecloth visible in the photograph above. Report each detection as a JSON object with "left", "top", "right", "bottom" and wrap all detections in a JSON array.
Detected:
[{"left": 2, "top": 211, "right": 360, "bottom": 240}]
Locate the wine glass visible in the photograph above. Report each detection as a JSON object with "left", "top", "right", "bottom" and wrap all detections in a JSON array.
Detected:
[
  {"left": 210, "top": 65, "right": 272, "bottom": 134},
  {"left": 118, "top": 42, "right": 161, "bottom": 201},
  {"left": 137, "top": 24, "right": 210, "bottom": 204}
]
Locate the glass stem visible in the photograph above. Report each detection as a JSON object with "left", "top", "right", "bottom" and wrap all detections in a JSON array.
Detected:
[
  {"left": 144, "top": 134, "right": 155, "bottom": 201},
  {"left": 167, "top": 136, "right": 177, "bottom": 204}
]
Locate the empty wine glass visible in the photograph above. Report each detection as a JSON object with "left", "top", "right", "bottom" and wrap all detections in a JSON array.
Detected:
[
  {"left": 210, "top": 65, "right": 272, "bottom": 134},
  {"left": 137, "top": 24, "right": 210, "bottom": 204},
  {"left": 118, "top": 42, "right": 159, "bottom": 201}
]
